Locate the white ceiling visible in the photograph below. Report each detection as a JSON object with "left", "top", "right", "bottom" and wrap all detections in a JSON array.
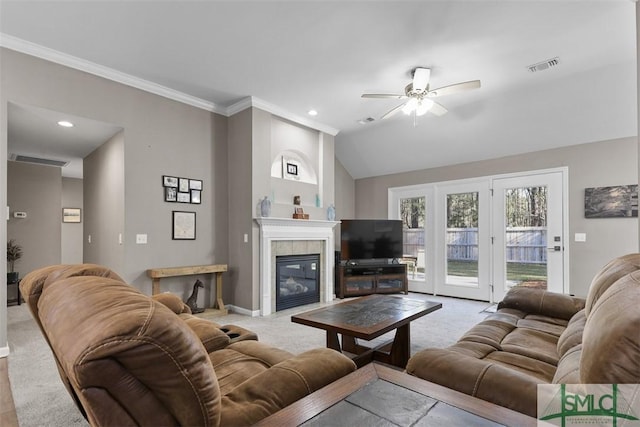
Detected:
[{"left": 0, "top": 1, "right": 637, "bottom": 179}]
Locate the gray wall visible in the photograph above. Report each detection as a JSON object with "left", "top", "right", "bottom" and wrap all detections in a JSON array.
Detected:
[
  {"left": 83, "top": 131, "right": 125, "bottom": 272},
  {"left": 7, "top": 161, "right": 62, "bottom": 277},
  {"left": 0, "top": 47, "right": 228, "bottom": 306},
  {"left": 227, "top": 108, "right": 254, "bottom": 311},
  {"left": 61, "top": 177, "right": 83, "bottom": 264},
  {"left": 334, "top": 157, "right": 356, "bottom": 249},
  {"left": 355, "top": 137, "right": 638, "bottom": 297}
]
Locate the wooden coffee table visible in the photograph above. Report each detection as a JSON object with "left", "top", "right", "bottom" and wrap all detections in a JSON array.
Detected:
[{"left": 291, "top": 294, "right": 442, "bottom": 368}]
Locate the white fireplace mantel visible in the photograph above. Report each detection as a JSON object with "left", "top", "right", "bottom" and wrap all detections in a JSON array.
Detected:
[{"left": 255, "top": 218, "right": 339, "bottom": 316}]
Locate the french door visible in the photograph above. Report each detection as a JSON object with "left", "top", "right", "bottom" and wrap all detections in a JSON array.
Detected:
[
  {"left": 435, "top": 180, "right": 491, "bottom": 301},
  {"left": 390, "top": 168, "right": 567, "bottom": 302},
  {"left": 492, "top": 171, "right": 565, "bottom": 301}
]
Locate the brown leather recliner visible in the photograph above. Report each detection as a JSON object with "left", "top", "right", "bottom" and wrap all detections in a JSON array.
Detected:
[
  {"left": 406, "top": 253, "right": 640, "bottom": 417},
  {"left": 20, "top": 264, "right": 356, "bottom": 426}
]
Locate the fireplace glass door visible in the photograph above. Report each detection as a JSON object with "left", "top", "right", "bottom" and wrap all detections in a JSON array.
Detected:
[{"left": 276, "top": 254, "right": 320, "bottom": 311}]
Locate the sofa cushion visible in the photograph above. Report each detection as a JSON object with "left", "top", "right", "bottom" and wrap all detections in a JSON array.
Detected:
[
  {"left": 581, "top": 271, "right": 640, "bottom": 384},
  {"left": 552, "top": 344, "right": 582, "bottom": 384},
  {"left": 585, "top": 253, "right": 640, "bottom": 316},
  {"left": 516, "top": 315, "right": 568, "bottom": 337},
  {"left": 556, "top": 309, "right": 586, "bottom": 358},
  {"left": 500, "top": 327, "right": 560, "bottom": 366},
  {"left": 485, "top": 351, "right": 556, "bottom": 382},
  {"left": 180, "top": 316, "right": 231, "bottom": 352},
  {"left": 209, "top": 341, "right": 294, "bottom": 396},
  {"left": 497, "top": 286, "right": 585, "bottom": 320},
  {"left": 456, "top": 320, "right": 515, "bottom": 350}
]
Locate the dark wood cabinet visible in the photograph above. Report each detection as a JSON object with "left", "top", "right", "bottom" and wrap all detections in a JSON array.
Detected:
[{"left": 336, "top": 264, "right": 407, "bottom": 298}]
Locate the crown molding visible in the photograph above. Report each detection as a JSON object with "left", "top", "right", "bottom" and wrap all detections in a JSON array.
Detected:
[
  {"left": 226, "top": 97, "right": 340, "bottom": 136},
  {"left": 1, "top": 34, "right": 340, "bottom": 136},
  {"left": 0, "top": 33, "right": 226, "bottom": 115}
]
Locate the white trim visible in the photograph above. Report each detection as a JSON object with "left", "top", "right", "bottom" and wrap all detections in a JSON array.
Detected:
[
  {"left": 0, "top": 33, "right": 226, "bottom": 114},
  {"left": 226, "top": 305, "right": 260, "bottom": 317},
  {"left": 0, "top": 34, "right": 340, "bottom": 136},
  {"left": 0, "top": 345, "right": 9, "bottom": 358},
  {"left": 226, "top": 96, "right": 340, "bottom": 136},
  {"left": 255, "top": 218, "right": 339, "bottom": 316}
]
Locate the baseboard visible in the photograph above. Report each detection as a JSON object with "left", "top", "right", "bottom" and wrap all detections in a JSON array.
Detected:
[
  {"left": 226, "top": 305, "right": 260, "bottom": 317},
  {"left": 0, "top": 345, "right": 9, "bottom": 358}
]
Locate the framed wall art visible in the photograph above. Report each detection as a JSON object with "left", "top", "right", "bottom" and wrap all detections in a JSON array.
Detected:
[
  {"left": 179, "top": 178, "right": 190, "bottom": 193},
  {"left": 177, "top": 192, "right": 191, "bottom": 203},
  {"left": 62, "top": 208, "right": 81, "bottom": 223},
  {"left": 189, "top": 179, "right": 203, "bottom": 190},
  {"left": 172, "top": 211, "right": 196, "bottom": 240},
  {"left": 585, "top": 184, "right": 638, "bottom": 218},
  {"left": 165, "top": 187, "right": 177, "bottom": 202},
  {"left": 282, "top": 157, "right": 301, "bottom": 181},
  {"left": 163, "top": 175, "right": 178, "bottom": 188},
  {"left": 191, "top": 190, "right": 201, "bottom": 204}
]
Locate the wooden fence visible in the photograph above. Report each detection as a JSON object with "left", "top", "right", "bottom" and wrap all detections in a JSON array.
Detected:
[{"left": 403, "top": 227, "right": 547, "bottom": 264}]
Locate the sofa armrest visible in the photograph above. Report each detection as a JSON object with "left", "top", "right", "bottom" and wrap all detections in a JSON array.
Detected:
[
  {"left": 497, "top": 286, "right": 585, "bottom": 320},
  {"left": 219, "top": 348, "right": 357, "bottom": 425},
  {"left": 180, "top": 316, "right": 231, "bottom": 352},
  {"left": 406, "top": 348, "right": 541, "bottom": 417}
]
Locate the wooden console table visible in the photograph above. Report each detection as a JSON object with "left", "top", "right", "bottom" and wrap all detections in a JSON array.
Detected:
[{"left": 146, "top": 264, "right": 228, "bottom": 315}]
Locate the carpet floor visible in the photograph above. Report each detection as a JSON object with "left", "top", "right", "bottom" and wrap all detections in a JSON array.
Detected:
[{"left": 7, "top": 293, "right": 493, "bottom": 426}]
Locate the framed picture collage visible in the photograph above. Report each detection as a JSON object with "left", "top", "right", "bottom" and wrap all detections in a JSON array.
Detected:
[{"left": 162, "top": 175, "right": 202, "bottom": 204}]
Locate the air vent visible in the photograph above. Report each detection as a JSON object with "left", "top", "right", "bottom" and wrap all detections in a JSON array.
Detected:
[
  {"left": 357, "top": 117, "right": 376, "bottom": 125},
  {"left": 527, "top": 57, "right": 560, "bottom": 73},
  {"left": 9, "top": 154, "right": 69, "bottom": 167}
]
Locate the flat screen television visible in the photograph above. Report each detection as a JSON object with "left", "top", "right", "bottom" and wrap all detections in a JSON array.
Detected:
[{"left": 340, "top": 219, "right": 403, "bottom": 261}]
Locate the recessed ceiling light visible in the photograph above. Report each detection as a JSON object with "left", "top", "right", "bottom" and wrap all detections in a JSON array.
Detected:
[
  {"left": 308, "top": 109, "right": 318, "bottom": 116},
  {"left": 57, "top": 120, "right": 74, "bottom": 128}
]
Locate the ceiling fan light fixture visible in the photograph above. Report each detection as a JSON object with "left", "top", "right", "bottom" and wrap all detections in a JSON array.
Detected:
[
  {"left": 415, "top": 99, "right": 434, "bottom": 116},
  {"left": 402, "top": 98, "right": 418, "bottom": 115}
]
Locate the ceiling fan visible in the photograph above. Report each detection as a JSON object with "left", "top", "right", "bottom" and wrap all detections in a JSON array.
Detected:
[{"left": 361, "top": 67, "right": 480, "bottom": 120}]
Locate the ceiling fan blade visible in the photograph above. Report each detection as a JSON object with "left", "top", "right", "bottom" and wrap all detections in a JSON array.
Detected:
[
  {"left": 412, "top": 68, "right": 431, "bottom": 93},
  {"left": 381, "top": 103, "right": 407, "bottom": 120},
  {"left": 362, "top": 94, "right": 407, "bottom": 99},
  {"left": 427, "top": 80, "right": 481, "bottom": 98},
  {"left": 429, "top": 101, "right": 448, "bottom": 117}
]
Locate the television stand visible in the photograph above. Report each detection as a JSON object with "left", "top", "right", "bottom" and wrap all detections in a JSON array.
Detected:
[{"left": 336, "top": 263, "right": 407, "bottom": 299}]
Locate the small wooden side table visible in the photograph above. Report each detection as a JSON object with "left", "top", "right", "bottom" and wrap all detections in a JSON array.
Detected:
[{"left": 146, "top": 264, "right": 228, "bottom": 315}]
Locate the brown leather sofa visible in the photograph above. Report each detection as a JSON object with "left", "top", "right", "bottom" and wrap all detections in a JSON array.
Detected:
[
  {"left": 20, "top": 264, "right": 356, "bottom": 426},
  {"left": 406, "top": 253, "right": 640, "bottom": 417}
]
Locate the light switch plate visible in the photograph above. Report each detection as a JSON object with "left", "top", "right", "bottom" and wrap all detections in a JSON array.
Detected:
[
  {"left": 136, "top": 234, "right": 148, "bottom": 244},
  {"left": 574, "top": 233, "right": 586, "bottom": 242}
]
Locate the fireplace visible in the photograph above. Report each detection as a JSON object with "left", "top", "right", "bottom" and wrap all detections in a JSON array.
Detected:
[
  {"left": 276, "top": 254, "right": 320, "bottom": 311},
  {"left": 256, "top": 218, "right": 338, "bottom": 316}
]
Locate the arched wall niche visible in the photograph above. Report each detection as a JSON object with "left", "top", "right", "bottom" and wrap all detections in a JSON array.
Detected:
[{"left": 270, "top": 149, "right": 318, "bottom": 184}]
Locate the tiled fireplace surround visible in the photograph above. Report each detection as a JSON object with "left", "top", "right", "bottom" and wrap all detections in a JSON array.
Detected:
[{"left": 256, "top": 218, "right": 339, "bottom": 316}]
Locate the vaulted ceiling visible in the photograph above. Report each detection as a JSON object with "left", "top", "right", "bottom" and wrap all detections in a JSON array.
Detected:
[{"left": 0, "top": 1, "right": 636, "bottom": 179}]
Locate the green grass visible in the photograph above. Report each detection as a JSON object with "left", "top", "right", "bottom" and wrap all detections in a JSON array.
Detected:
[{"left": 447, "top": 260, "right": 546, "bottom": 282}]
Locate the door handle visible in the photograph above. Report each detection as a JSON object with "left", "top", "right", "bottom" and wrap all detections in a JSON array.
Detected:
[{"left": 547, "top": 246, "right": 562, "bottom": 252}]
